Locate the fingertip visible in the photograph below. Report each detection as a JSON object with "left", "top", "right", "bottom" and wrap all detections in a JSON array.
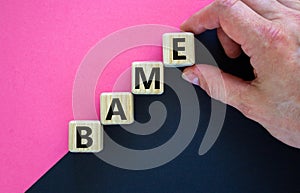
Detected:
[
  {"left": 180, "top": 21, "right": 192, "bottom": 32},
  {"left": 182, "top": 66, "right": 200, "bottom": 86},
  {"left": 226, "top": 48, "right": 242, "bottom": 59},
  {"left": 180, "top": 16, "right": 205, "bottom": 34},
  {"left": 182, "top": 65, "right": 194, "bottom": 73},
  {"left": 180, "top": 18, "right": 187, "bottom": 29},
  {"left": 179, "top": 23, "right": 186, "bottom": 32},
  {"left": 217, "top": 28, "right": 242, "bottom": 58}
]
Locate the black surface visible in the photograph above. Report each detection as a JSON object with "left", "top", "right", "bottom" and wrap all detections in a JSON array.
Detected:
[{"left": 27, "top": 30, "right": 300, "bottom": 193}]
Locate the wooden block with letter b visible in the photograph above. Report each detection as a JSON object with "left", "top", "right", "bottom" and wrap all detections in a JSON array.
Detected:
[
  {"left": 132, "top": 61, "right": 164, "bottom": 95},
  {"left": 163, "top": 32, "right": 195, "bottom": 67},
  {"left": 100, "top": 92, "right": 134, "bottom": 125},
  {"left": 69, "top": 120, "right": 103, "bottom": 153}
]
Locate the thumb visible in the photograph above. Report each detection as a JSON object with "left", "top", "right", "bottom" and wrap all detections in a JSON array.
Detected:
[{"left": 182, "top": 64, "right": 256, "bottom": 116}]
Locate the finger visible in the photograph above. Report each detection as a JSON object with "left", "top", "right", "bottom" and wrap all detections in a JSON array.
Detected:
[
  {"left": 182, "top": 64, "right": 257, "bottom": 117},
  {"left": 277, "top": 0, "right": 300, "bottom": 11},
  {"left": 180, "top": 0, "right": 271, "bottom": 46},
  {"left": 180, "top": 0, "right": 276, "bottom": 68},
  {"left": 241, "top": 0, "right": 287, "bottom": 19},
  {"left": 217, "top": 28, "right": 241, "bottom": 58},
  {"left": 180, "top": 2, "right": 218, "bottom": 34}
]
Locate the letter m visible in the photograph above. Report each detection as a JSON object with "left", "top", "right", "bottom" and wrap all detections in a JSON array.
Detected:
[{"left": 135, "top": 67, "right": 160, "bottom": 90}]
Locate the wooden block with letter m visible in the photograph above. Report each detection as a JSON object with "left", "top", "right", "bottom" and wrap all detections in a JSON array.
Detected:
[{"left": 132, "top": 61, "right": 164, "bottom": 95}]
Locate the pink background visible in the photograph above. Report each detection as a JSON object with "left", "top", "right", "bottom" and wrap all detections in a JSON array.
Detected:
[{"left": 0, "top": 0, "right": 212, "bottom": 192}]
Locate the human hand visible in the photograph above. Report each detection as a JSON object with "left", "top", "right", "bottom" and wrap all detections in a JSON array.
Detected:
[{"left": 181, "top": 0, "right": 300, "bottom": 148}]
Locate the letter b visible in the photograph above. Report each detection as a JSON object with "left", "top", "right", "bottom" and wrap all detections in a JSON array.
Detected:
[{"left": 69, "top": 120, "right": 103, "bottom": 153}]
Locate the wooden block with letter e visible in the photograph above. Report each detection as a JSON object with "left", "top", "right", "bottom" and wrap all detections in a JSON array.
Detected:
[
  {"left": 100, "top": 92, "right": 134, "bottom": 125},
  {"left": 132, "top": 61, "right": 164, "bottom": 95},
  {"left": 69, "top": 120, "right": 103, "bottom": 153},
  {"left": 163, "top": 32, "right": 195, "bottom": 67}
]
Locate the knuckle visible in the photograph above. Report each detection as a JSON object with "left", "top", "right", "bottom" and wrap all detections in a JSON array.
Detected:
[
  {"left": 260, "top": 24, "right": 287, "bottom": 47},
  {"left": 230, "top": 84, "right": 257, "bottom": 118},
  {"left": 267, "top": 25, "right": 284, "bottom": 41},
  {"left": 238, "top": 103, "right": 254, "bottom": 118},
  {"left": 215, "top": 0, "right": 239, "bottom": 9},
  {"left": 210, "top": 84, "right": 224, "bottom": 101}
]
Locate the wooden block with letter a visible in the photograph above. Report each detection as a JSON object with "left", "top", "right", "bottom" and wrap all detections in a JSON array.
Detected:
[
  {"left": 69, "top": 120, "right": 103, "bottom": 153},
  {"left": 132, "top": 61, "right": 164, "bottom": 95},
  {"left": 100, "top": 92, "right": 134, "bottom": 125},
  {"left": 163, "top": 32, "right": 195, "bottom": 67}
]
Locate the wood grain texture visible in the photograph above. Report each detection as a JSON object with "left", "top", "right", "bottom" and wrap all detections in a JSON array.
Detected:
[
  {"left": 69, "top": 120, "right": 103, "bottom": 153},
  {"left": 100, "top": 92, "right": 134, "bottom": 125},
  {"left": 132, "top": 61, "right": 164, "bottom": 95},
  {"left": 163, "top": 32, "right": 195, "bottom": 67}
]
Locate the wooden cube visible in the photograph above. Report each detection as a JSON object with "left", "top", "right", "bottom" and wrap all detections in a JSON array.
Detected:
[
  {"left": 69, "top": 120, "right": 103, "bottom": 153},
  {"left": 132, "top": 61, "right": 164, "bottom": 95},
  {"left": 100, "top": 92, "right": 134, "bottom": 125},
  {"left": 163, "top": 32, "right": 195, "bottom": 67}
]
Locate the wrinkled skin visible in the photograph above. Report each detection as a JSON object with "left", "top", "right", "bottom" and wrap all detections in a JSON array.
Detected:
[{"left": 181, "top": 0, "right": 300, "bottom": 148}]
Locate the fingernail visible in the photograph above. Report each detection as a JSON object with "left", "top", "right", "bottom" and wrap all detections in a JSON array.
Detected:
[{"left": 182, "top": 71, "right": 199, "bottom": 86}]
